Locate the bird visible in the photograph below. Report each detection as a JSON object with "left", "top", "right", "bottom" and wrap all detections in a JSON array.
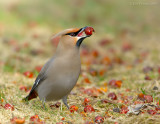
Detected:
[{"left": 23, "top": 26, "right": 95, "bottom": 109}]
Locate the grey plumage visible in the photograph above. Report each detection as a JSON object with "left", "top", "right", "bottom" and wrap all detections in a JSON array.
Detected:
[{"left": 24, "top": 26, "right": 94, "bottom": 109}]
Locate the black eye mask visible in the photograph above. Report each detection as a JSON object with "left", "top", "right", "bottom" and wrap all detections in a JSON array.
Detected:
[{"left": 65, "top": 28, "right": 83, "bottom": 37}]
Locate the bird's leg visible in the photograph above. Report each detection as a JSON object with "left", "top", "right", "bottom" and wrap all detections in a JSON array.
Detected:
[
  {"left": 62, "top": 95, "right": 69, "bottom": 109},
  {"left": 42, "top": 98, "right": 47, "bottom": 110},
  {"left": 60, "top": 102, "right": 62, "bottom": 111}
]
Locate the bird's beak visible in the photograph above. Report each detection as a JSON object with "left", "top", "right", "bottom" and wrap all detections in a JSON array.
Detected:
[
  {"left": 76, "top": 26, "right": 95, "bottom": 47},
  {"left": 77, "top": 26, "right": 93, "bottom": 38}
]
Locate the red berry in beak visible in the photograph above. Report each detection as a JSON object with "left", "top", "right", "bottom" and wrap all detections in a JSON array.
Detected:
[{"left": 84, "top": 27, "right": 95, "bottom": 35}]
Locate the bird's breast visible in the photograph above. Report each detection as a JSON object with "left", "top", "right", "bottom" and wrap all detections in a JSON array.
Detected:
[
  {"left": 51, "top": 54, "right": 81, "bottom": 86},
  {"left": 37, "top": 53, "right": 81, "bottom": 101}
]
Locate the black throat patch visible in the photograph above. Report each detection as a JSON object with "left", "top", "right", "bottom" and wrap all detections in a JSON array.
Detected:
[{"left": 76, "top": 37, "right": 86, "bottom": 47}]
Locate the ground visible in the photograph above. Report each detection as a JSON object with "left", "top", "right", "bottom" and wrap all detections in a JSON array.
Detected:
[{"left": 0, "top": 0, "right": 160, "bottom": 124}]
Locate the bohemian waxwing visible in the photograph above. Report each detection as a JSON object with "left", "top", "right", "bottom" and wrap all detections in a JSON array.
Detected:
[{"left": 23, "top": 26, "right": 95, "bottom": 109}]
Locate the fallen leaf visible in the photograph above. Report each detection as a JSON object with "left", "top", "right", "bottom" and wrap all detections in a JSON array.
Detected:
[{"left": 10, "top": 117, "right": 25, "bottom": 124}]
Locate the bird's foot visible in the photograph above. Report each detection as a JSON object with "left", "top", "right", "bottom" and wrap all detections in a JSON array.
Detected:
[
  {"left": 42, "top": 98, "right": 48, "bottom": 111},
  {"left": 62, "top": 96, "right": 69, "bottom": 109}
]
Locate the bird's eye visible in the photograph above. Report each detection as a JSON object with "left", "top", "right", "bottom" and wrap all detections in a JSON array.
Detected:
[
  {"left": 65, "top": 32, "right": 77, "bottom": 36},
  {"left": 70, "top": 33, "right": 76, "bottom": 36}
]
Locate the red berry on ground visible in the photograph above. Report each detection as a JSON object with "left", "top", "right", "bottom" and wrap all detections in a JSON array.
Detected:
[
  {"left": 108, "top": 92, "right": 117, "bottom": 100},
  {"left": 95, "top": 116, "right": 104, "bottom": 123},
  {"left": 144, "top": 95, "right": 153, "bottom": 103},
  {"left": 155, "top": 107, "right": 160, "bottom": 111},
  {"left": 69, "top": 105, "right": 78, "bottom": 113},
  {"left": 138, "top": 93, "right": 145, "bottom": 101},
  {"left": 109, "top": 80, "right": 122, "bottom": 88},
  {"left": 101, "top": 99, "right": 115, "bottom": 104},
  {"left": 84, "top": 98, "right": 90, "bottom": 105},
  {"left": 120, "top": 105, "right": 129, "bottom": 114},
  {"left": 35, "top": 66, "right": 42, "bottom": 73},
  {"left": 147, "top": 109, "right": 157, "bottom": 115},
  {"left": 50, "top": 102, "right": 61, "bottom": 108},
  {"left": 92, "top": 50, "right": 99, "bottom": 58},
  {"left": 89, "top": 68, "right": 98, "bottom": 76},
  {"left": 61, "top": 117, "right": 65, "bottom": 121},
  {"left": 23, "top": 71, "right": 34, "bottom": 78},
  {"left": 109, "top": 80, "right": 116, "bottom": 85},
  {"left": 122, "top": 42, "right": 133, "bottom": 52},
  {"left": 144, "top": 75, "right": 152, "bottom": 80},
  {"left": 29, "top": 115, "right": 44, "bottom": 123},
  {"left": 84, "top": 77, "right": 91, "bottom": 84},
  {"left": 83, "top": 88, "right": 94, "bottom": 96},
  {"left": 4, "top": 103, "right": 14, "bottom": 111},
  {"left": 19, "top": 86, "right": 27, "bottom": 92},
  {"left": 30, "top": 115, "right": 39, "bottom": 122},
  {"left": 84, "top": 105, "right": 95, "bottom": 113}
]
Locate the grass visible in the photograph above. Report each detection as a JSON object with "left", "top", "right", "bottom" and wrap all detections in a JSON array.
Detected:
[{"left": 0, "top": 0, "right": 160, "bottom": 123}]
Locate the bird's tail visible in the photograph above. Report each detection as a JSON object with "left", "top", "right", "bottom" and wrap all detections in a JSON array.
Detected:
[
  {"left": 22, "top": 91, "right": 38, "bottom": 102},
  {"left": 22, "top": 95, "right": 29, "bottom": 102}
]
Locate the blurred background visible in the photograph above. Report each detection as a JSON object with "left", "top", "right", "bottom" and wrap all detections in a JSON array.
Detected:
[
  {"left": 0, "top": 0, "right": 160, "bottom": 73},
  {"left": 1, "top": 1, "right": 160, "bottom": 123},
  {"left": 0, "top": 0, "right": 159, "bottom": 34}
]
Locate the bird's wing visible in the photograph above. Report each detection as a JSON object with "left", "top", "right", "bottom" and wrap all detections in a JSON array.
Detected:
[{"left": 24, "top": 57, "right": 54, "bottom": 101}]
